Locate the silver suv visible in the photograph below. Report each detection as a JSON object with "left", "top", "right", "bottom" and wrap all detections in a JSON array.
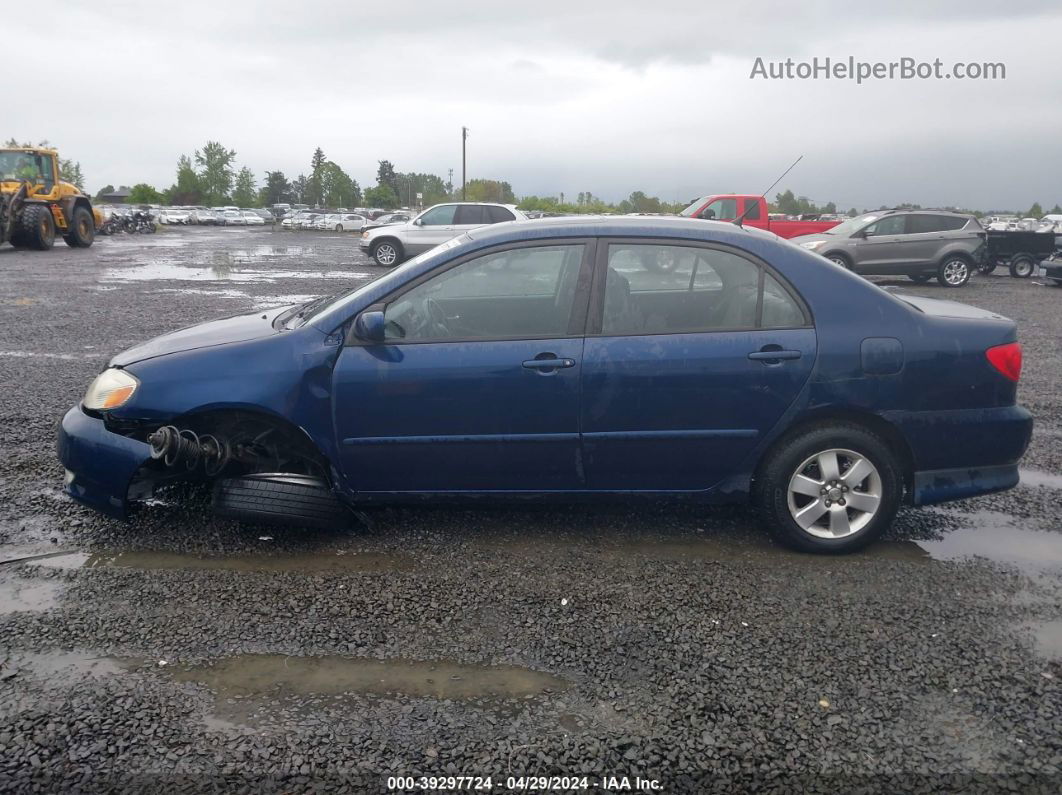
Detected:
[
  {"left": 792, "top": 210, "right": 985, "bottom": 287},
  {"left": 359, "top": 202, "right": 526, "bottom": 267}
]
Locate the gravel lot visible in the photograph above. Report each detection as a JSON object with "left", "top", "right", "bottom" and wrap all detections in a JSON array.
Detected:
[{"left": 1, "top": 227, "right": 1060, "bottom": 793}]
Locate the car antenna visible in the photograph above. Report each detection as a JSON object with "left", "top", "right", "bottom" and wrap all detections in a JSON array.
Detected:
[{"left": 733, "top": 154, "right": 804, "bottom": 228}]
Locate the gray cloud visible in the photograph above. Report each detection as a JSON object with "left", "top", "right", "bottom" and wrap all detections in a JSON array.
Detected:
[{"left": 5, "top": 1, "right": 1061, "bottom": 210}]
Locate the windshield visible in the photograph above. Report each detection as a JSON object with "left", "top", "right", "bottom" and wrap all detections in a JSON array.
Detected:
[
  {"left": 679, "top": 196, "right": 711, "bottom": 217},
  {"left": 822, "top": 213, "right": 879, "bottom": 236},
  {"left": 0, "top": 151, "right": 54, "bottom": 185}
]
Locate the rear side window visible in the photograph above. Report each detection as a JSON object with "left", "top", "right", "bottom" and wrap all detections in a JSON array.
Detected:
[
  {"left": 939, "top": 216, "right": 969, "bottom": 231},
  {"left": 486, "top": 205, "right": 516, "bottom": 223},
  {"left": 454, "top": 205, "right": 490, "bottom": 225},
  {"left": 600, "top": 244, "right": 806, "bottom": 335}
]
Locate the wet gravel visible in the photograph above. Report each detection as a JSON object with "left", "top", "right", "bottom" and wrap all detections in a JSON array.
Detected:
[{"left": 1, "top": 227, "right": 1060, "bottom": 792}]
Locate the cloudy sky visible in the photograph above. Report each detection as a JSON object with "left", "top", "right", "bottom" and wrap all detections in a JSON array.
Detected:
[{"left": 7, "top": 1, "right": 1061, "bottom": 210}]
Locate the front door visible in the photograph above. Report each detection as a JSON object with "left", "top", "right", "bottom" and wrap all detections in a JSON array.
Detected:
[
  {"left": 332, "top": 241, "right": 593, "bottom": 493},
  {"left": 851, "top": 214, "right": 911, "bottom": 272},
  {"left": 580, "top": 241, "right": 816, "bottom": 491},
  {"left": 403, "top": 204, "right": 462, "bottom": 255}
]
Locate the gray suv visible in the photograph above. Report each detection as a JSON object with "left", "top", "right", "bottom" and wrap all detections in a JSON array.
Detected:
[
  {"left": 359, "top": 202, "right": 526, "bottom": 267},
  {"left": 792, "top": 210, "right": 985, "bottom": 287}
]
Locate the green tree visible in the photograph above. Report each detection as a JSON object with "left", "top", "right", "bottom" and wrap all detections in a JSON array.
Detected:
[
  {"left": 290, "top": 174, "right": 308, "bottom": 203},
  {"left": 194, "top": 141, "right": 237, "bottom": 205},
  {"left": 321, "top": 162, "right": 359, "bottom": 208},
  {"left": 397, "top": 172, "right": 448, "bottom": 207},
  {"left": 127, "top": 183, "right": 162, "bottom": 204},
  {"left": 1049, "top": 204, "right": 1062, "bottom": 215},
  {"left": 376, "top": 160, "right": 399, "bottom": 198},
  {"left": 364, "top": 184, "right": 399, "bottom": 209},
  {"left": 463, "top": 179, "right": 515, "bottom": 203},
  {"left": 164, "top": 155, "right": 202, "bottom": 205},
  {"left": 307, "top": 147, "right": 327, "bottom": 206},
  {"left": 231, "top": 166, "right": 258, "bottom": 207},
  {"left": 847, "top": 207, "right": 858, "bottom": 217},
  {"left": 1027, "top": 202, "right": 1044, "bottom": 218},
  {"left": 260, "top": 171, "right": 292, "bottom": 206},
  {"left": 95, "top": 184, "right": 116, "bottom": 200}
]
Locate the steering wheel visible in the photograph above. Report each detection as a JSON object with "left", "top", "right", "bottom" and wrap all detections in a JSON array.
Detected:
[{"left": 423, "top": 297, "right": 451, "bottom": 337}]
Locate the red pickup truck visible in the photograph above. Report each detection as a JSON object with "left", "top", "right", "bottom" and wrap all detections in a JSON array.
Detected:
[{"left": 679, "top": 194, "right": 841, "bottom": 239}]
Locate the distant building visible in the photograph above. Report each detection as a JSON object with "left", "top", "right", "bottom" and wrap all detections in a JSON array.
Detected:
[{"left": 97, "top": 187, "right": 132, "bottom": 204}]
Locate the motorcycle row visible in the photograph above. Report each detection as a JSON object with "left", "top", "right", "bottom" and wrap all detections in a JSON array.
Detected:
[{"left": 98, "top": 209, "right": 157, "bottom": 236}]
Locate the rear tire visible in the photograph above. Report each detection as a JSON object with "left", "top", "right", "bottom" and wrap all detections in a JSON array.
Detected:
[
  {"left": 20, "top": 205, "right": 55, "bottom": 251},
  {"left": 937, "top": 255, "right": 971, "bottom": 287},
  {"left": 63, "top": 206, "right": 95, "bottom": 248},
  {"left": 213, "top": 474, "right": 350, "bottom": 530},
  {"left": 1009, "top": 255, "right": 1035, "bottom": 279},
  {"left": 753, "top": 423, "right": 903, "bottom": 554}
]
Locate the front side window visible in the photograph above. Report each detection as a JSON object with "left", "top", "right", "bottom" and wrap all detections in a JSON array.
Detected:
[
  {"left": 384, "top": 245, "right": 586, "bottom": 342},
  {"left": 864, "top": 215, "right": 906, "bottom": 236},
  {"left": 601, "top": 244, "right": 804, "bottom": 335},
  {"left": 699, "top": 198, "right": 739, "bottom": 221},
  {"left": 418, "top": 205, "right": 457, "bottom": 226}
]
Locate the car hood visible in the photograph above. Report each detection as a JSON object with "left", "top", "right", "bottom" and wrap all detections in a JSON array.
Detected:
[
  {"left": 895, "top": 294, "right": 1010, "bottom": 321},
  {"left": 789, "top": 232, "right": 833, "bottom": 244},
  {"left": 109, "top": 307, "right": 290, "bottom": 366}
]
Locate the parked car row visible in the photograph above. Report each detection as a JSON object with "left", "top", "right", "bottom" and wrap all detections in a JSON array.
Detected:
[{"left": 156, "top": 206, "right": 273, "bottom": 226}]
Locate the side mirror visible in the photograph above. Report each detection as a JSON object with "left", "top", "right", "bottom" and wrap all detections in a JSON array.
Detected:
[
  {"left": 852, "top": 229, "right": 867, "bottom": 239},
  {"left": 353, "top": 309, "right": 386, "bottom": 343},
  {"left": 412, "top": 218, "right": 423, "bottom": 226}
]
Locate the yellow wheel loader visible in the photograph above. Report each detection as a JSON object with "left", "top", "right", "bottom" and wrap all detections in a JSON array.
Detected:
[{"left": 0, "top": 147, "right": 102, "bottom": 250}]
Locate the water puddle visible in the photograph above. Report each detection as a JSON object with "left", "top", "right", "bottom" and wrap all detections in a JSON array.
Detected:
[
  {"left": 600, "top": 535, "right": 930, "bottom": 565},
  {"left": 0, "top": 576, "right": 62, "bottom": 613},
  {"left": 0, "top": 350, "right": 98, "bottom": 360},
  {"left": 165, "top": 654, "right": 568, "bottom": 700},
  {"left": 1021, "top": 620, "right": 1062, "bottom": 659},
  {"left": 1, "top": 651, "right": 122, "bottom": 684},
  {"left": 916, "top": 515, "right": 1062, "bottom": 573},
  {"left": 33, "top": 549, "right": 412, "bottom": 573},
  {"left": 1020, "top": 469, "right": 1062, "bottom": 490},
  {"left": 102, "top": 263, "right": 371, "bottom": 283}
]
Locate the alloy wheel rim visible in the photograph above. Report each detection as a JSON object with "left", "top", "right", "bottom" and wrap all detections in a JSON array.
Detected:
[
  {"left": 944, "top": 260, "right": 968, "bottom": 284},
  {"left": 786, "top": 448, "right": 882, "bottom": 539},
  {"left": 829, "top": 256, "right": 848, "bottom": 268},
  {"left": 377, "top": 245, "right": 396, "bottom": 264}
]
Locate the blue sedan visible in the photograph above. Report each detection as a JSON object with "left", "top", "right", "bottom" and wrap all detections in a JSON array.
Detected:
[{"left": 58, "top": 218, "right": 1032, "bottom": 553}]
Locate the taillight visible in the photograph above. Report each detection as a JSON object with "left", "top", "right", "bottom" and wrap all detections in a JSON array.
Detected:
[{"left": 986, "top": 342, "right": 1022, "bottom": 382}]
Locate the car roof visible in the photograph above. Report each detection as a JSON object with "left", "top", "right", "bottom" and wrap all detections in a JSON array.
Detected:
[{"left": 464, "top": 216, "right": 777, "bottom": 246}]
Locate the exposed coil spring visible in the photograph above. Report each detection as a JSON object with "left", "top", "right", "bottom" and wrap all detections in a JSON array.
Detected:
[{"left": 147, "top": 425, "right": 229, "bottom": 476}]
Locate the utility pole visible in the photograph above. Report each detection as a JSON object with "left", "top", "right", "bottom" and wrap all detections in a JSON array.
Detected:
[
  {"left": 447, "top": 168, "right": 453, "bottom": 199},
  {"left": 461, "top": 126, "right": 468, "bottom": 200}
]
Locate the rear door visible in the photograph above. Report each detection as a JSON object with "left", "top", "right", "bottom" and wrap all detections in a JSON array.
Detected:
[
  {"left": 579, "top": 241, "right": 815, "bottom": 491},
  {"left": 904, "top": 214, "right": 958, "bottom": 265}
]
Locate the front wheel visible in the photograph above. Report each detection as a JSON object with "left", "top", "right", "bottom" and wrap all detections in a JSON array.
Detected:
[
  {"left": 825, "top": 253, "right": 852, "bottom": 270},
  {"left": 213, "top": 474, "right": 350, "bottom": 530},
  {"left": 937, "top": 256, "right": 971, "bottom": 287},
  {"left": 372, "top": 239, "right": 403, "bottom": 267},
  {"left": 753, "top": 423, "right": 902, "bottom": 553},
  {"left": 63, "top": 206, "right": 95, "bottom": 248},
  {"left": 1009, "top": 255, "right": 1036, "bottom": 279}
]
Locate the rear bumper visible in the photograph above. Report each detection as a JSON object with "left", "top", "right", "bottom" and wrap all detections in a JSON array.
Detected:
[
  {"left": 883, "top": 405, "right": 1033, "bottom": 505},
  {"left": 57, "top": 405, "right": 153, "bottom": 520}
]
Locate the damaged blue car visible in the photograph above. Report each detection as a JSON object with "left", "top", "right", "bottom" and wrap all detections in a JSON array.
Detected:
[{"left": 58, "top": 217, "right": 1032, "bottom": 552}]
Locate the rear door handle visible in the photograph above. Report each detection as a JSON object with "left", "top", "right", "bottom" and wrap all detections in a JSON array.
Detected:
[
  {"left": 522, "top": 356, "right": 576, "bottom": 370},
  {"left": 748, "top": 349, "right": 802, "bottom": 362}
]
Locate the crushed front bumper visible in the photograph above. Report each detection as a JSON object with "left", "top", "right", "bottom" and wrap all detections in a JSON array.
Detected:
[{"left": 57, "top": 405, "right": 153, "bottom": 519}]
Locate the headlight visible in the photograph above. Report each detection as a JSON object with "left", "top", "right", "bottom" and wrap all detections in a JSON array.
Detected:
[
  {"left": 361, "top": 231, "right": 369, "bottom": 239},
  {"left": 800, "top": 240, "right": 825, "bottom": 250},
  {"left": 84, "top": 368, "right": 139, "bottom": 410}
]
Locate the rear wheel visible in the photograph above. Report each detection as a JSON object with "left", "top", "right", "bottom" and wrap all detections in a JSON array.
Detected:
[
  {"left": 1009, "top": 255, "right": 1036, "bottom": 279},
  {"left": 937, "top": 255, "right": 971, "bottom": 287},
  {"left": 753, "top": 423, "right": 903, "bottom": 553},
  {"left": 372, "top": 239, "right": 403, "bottom": 267},
  {"left": 20, "top": 205, "right": 55, "bottom": 251},
  {"left": 978, "top": 260, "right": 997, "bottom": 275},
  {"left": 213, "top": 473, "right": 351, "bottom": 530},
  {"left": 63, "top": 206, "right": 95, "bottom": 248}
]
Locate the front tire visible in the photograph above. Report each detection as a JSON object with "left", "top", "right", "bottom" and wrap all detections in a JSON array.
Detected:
[
  {"left": 213, "top": 474, "right": 350, "bottom": 530},
  {"left": 372, "top": 239, "right": 403, "bottom": 267},
  {"left": 825, "top": 253, "right": 852, "bottom": 270},
  {"left": 63, "top": 206, "right": 95, "bottom": 248},
  {"left": 937, "top": 255, "right": 971, "bottom": 287},
  {"left": 753, "top": 423, "right": 903, "bottom": 553},
  {"left": 21, "top": 205, "right": 55, "bottom": 251}
]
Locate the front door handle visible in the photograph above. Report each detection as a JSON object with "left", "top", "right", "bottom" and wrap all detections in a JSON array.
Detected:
[
  {"left": 748, "top": 348, "right": 802, "bottom": 363},
  {"left": 522, "top": 355, "right": 576, "bottom": 370}
]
